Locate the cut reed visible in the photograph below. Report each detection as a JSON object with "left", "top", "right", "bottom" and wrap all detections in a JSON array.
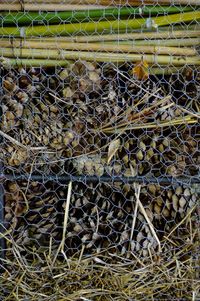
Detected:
[
  {"left": 0, "top": 40, "right": 197, "bottom": 56},
  {"left": 1, "top": 47, "right": 200, "bottom": 65}
]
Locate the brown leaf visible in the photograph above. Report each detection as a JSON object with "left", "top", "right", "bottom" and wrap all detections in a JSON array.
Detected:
[
  {"left": 132, "top": 61, "right": 149, "bottom": 80},
  {"left": 107, "top": 139, "right": 120, "bottom": 164}
]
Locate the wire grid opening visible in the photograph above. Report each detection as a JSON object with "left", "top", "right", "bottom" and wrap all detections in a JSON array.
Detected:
[{"left": 0, "top": 0, "right": 200, "bottom": 300}]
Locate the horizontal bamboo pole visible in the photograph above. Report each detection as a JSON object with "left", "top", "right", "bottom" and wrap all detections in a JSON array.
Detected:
[
  {"left": 1, "top": 47, "right": 200, "bottom": 65},
  {"left": 0, "top": 40, "right": 197, "bottom": 56},
  {"left": 1, "top": 11, "right": 200, "bottom": 37},
  {"left": 149, "top": 66, "right": 184, "bottom": 75},
  {"left": 1, "top": 58, "right": 70, "bottom": 67},
  {"left": 1, "top": 57, "right": 195, "bottom": 76},
  {"left": 1, "top": 6, "right": 193, "bottom": 26},
  {"left": 109, "top": 38, "right": 200, "bottom": 47},
  {"left": 49, "top": 30, "right": 200, "bottom": 42}
]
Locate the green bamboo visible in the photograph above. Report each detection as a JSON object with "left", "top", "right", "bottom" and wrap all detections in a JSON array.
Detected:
[
  {"left": 1, "top": 48, "right": 200, "bottom": 66},
  {"left": 1, "top": 11, "right": 200, "bottom": 37},
  {"left": 0, "top": 6, "right": 194, "bottom": 26}
]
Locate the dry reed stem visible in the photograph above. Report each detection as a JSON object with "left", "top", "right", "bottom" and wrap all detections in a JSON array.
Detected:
[
  {"left": 54, "top": 30, "right": 200, "bottom": 42},
  {"left": 0, "top": 129, "right": 47, "bottom": 151},
  {"left": 0, "top": 40, "right": 197, "bottom": 56},
  {"left": 133, "top": 183, "right": 162, "bottom": 253},
  {"left": 130, "top": 192, "right": 139, "bottom": 242},
  {"left": 165, "top": 205, "right": 197, "bottom": 239},
  {"left": 53, "top": 181, "right": 72, "bottom": 266}
]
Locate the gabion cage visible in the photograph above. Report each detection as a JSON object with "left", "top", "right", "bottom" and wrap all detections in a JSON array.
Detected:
[{"left": 0, "top": 0, "right": 200, "bottom": 300}]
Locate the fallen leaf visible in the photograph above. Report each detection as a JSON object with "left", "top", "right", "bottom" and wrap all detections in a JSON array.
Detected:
[
  {"left": 107, "top": 139, "right": 120, "bottom": 164},
  {"left": 132, "top": 61, "right": 149, "bottom": 80}
]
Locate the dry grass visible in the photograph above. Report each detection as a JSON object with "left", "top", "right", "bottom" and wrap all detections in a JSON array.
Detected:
[{"left": 1, "top": 210, "right": 199, "bottom": 301}]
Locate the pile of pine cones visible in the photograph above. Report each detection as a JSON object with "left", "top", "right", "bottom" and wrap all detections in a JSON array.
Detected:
[
  {"left": 1, "top": 62, "right": 200, "bottom": 177},
  {"left": 4, "top": 180, "right": 199, "bottom": 258}
]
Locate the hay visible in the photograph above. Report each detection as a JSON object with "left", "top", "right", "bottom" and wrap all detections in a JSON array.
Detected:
[
  {"left": 1, "top": 183, "right": 199, "bottom": 301},
  {"left": 0, "top": 235, "right": 199, "bottom": 301}
]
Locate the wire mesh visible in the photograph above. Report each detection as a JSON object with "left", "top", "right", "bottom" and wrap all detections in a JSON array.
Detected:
[{"left": 0, "top": 0, "right": 200, "bottom": 300}]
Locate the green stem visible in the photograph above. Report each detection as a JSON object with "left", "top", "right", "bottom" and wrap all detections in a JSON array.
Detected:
[
  {"left": 1, "top": 11, "right": 200, "bottom": 36},
  {"left": 0, "top": 6, "right": 194, "bottom": 26}
]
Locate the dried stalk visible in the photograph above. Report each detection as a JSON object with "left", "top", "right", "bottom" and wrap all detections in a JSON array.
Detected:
[
  {"left": 0, "top": 129, "right": 47, "bottom": 151},
  {"left": 0, "top": 40, "right": 197, "bottom": 56},
  {"left": 134, "top": 183, "right": 162, "bottom": 253},
  {"left": 53, "top": 30, "right": 200, "bottom": 43},
  {"left": 101, "top": 116, "right": 197, "bottom": 134},
  {"left": 1, "top": 48, "right": 200, "bottom": 66},
  {"left": 110, "top": 38, "right": 200, "bottom": 47},
  {"left": 1, "top": 57, "right": 70, "bottom": 67},
  {"left": 165, "top": 205, "right": 197, "bottom": 239},
  {"left": 53, "top": 181, "right": 72, "bottom": 266}
]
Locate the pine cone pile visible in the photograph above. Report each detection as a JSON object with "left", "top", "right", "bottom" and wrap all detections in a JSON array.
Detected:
[
  {"left": 4, "top": 181, "right": 61, "bottom": 251},
  {"left": 4, "top": 181, "right": 199, "bottom": 259},
  {"left": 1, "top": 63, "right": 199, "bottom": 178}
]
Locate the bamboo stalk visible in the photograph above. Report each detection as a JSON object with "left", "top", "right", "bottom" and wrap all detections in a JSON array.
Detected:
[
  {"left": 109, "top": 38, "right": 200, "bottom": 47},
  {"left": 1, "top": 7, "right": 194, "bottom": 26},
  {"left": 0, "top": 57, "right": 70, "bottom": 67},
  {"left": 0, "top": 57, "right": 187, "bottom": 74},
  {"left": 1, "top": 11, "right": 200, "bottom": 37},
  {"left": 0, "top": 40, "right": 197, "bottom": 56},
  {"left": 1, "top": 47, "right": 200, "bottom": 65},
  {"left": 54, "top": 30, "right": 200, "bottom": 42}
]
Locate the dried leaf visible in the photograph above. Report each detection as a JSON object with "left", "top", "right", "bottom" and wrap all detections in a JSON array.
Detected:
[
  {"left": 132, "top": 61, "right": 149, "bottom": 80},
  {"left": 107, "top": 139, "right": 120, "bottom": 164}
]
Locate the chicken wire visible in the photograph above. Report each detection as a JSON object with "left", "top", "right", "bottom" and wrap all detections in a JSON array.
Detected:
[{"left": 0, "top": 0, "right": 200, "bottom": 299}]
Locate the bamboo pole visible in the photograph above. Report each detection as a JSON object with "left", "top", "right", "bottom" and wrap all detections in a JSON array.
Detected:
[
  {"left": 1, "top": 58, "right": 70, "bottom": 67},
  {"left": 1, "top": 11, "right": 200, "bottom": 37},
  {"left": 47, "top": 30, "right": 200, "bottom": 42},
  {"left": 109, "top": 38, "right": 200, "bottom": 47},
  {"left": 0, "top": 40, "right": 197, "bottom": 56},
  {"left": 0, "top": 57, "right": 188, "bottom": 74},
  {"left": 1, "top": 48, "right": 200, "bottom": 65},
  {"left": 1, "top": 6, "right": 193, "bottom": 26}
]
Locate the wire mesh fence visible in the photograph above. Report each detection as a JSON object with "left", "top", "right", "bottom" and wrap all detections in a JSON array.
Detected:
[{"left": 0, "top": 0, "right": 200, "bottom": 300}]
